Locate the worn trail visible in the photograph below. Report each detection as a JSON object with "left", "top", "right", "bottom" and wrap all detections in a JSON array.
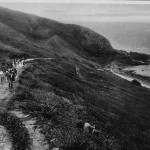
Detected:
[
  {"left": 0, "top": 125, "right": 12, "bottom": 150},
  {"left": 0, "top": 58, "right": 51, "bottom": 150},
  {"left": 11, "top": 110, "right": 49, "bottom": 150}
]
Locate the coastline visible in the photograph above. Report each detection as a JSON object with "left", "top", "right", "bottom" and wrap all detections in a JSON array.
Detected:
[
  {"left": 110, "top": 67, "right": 150, "bottom": 89},
  {"left": 124, "top": 64, "right": 150, "bottom": 77}
]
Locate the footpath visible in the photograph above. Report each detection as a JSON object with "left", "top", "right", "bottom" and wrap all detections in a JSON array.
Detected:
[{"left": 0, "top": 58, "right": 49, "bottom": 150}]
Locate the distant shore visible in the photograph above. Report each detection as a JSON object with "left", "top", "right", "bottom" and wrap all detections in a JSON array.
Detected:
[
  {"left": 124, "top": 64, "right": 150, "bottom": 77},
  {"left": 111, "top": 63, "right": 150, "bottom": 89}
]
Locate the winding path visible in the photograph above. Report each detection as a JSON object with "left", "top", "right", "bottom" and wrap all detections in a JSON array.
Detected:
[
  {"left": 11, "top": 110, "right": 49, "bottom": 150},
  {"left": 0, "top": 125, "right": 12, "bottom": 150},
  {"left": 0, "top": 58, "right": 52, "bottom": 150}
]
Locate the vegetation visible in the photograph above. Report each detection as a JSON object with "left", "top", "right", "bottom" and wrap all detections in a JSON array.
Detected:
[
  {"left": 0, "top": 111, "right": 31, "bottom": 150},
  {"left": 0, "top": 6, "right": 149, "bottom": 67},
  {"left": 0, "top": 6, "right": 150, "bottom": 150},
  {"left": 130, "top": 52, "right": 150, "bottom": 62},
  {"left": 7, "top": 58, "right": 150, "bottom": 150},
  {"left": 131, "top": 79, "right": 141, "bottom": 86}
]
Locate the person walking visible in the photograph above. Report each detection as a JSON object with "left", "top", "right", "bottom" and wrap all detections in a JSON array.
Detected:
[
  {"left": 0, "top": 71, "right": 5, "bottom": 84},
  {"left": 7, "top": 69, "right": 15, "bottom": 89},
  {"left": 12, "top": 67, "right": 17, "bottom": 77},
  {"left": 0, "top": 75, "right": 2, "bottom": 84},
  {"left": 1, "top": 72, "right": 5, "bottom": 84},
  {"left": 7, "top": 70, "right": 12, "bottom": 89}
]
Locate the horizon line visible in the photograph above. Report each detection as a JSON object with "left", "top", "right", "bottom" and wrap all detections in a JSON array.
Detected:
[{"left": 0, "top": 0, "right": 150, "bottom": 5}]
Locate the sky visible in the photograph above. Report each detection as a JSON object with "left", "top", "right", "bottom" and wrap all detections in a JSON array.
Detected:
[
  {"left": 0, "top": 0, "right": 149, "bottom": 23},
  {"left": 0, "top": 0, "right": 150, "bottom": 53},
  {"left": 0, "top": 0, "right": 150, "bottom": 4}
]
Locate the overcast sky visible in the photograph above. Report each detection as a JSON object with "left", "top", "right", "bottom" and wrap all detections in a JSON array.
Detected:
[
  {"left": 0, "top": 0, "right": 150, "bottom": 4},
  {"left": 0, "top": 0, "right": 150, "bottom": 54},
  {"left": 0, "top": 0, "right": 149, "bottom": 23}
]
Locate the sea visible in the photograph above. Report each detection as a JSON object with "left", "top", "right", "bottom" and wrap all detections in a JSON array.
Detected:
[{"left": 0, "top": 2, "right": 150, "bottom": 55}]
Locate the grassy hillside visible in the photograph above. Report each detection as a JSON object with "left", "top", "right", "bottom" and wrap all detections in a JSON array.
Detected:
[
  {"left": 0, "top": 6, "right": 150, "bottom": 67},
  {"left": 0, "top": 7, "right": 115, "bottom": 63},
  {"left": 7, "top": 58, "right": 150, "bottom": 150},
  {"left": 0, "top": 6, "right": 150, "bottom": 150}
]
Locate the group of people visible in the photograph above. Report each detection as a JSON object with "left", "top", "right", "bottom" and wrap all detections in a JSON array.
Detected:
[
  {"left": 0, "top": 58, "right": 25, "bottom": 89},
  {"left": 12, "top": 58, "right": 25, "bottom": 68},
  {"left": 5, "top": 68, "right": 17, "bottom": 89}
]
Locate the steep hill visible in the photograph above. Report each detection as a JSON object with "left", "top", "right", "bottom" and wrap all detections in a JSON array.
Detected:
[
  {"left": 6, "top": 58, "right": 150, "bottom": 150},
  {"left": 1, "top": 6, "right": 150, "bottom": 67},
  {"left": 0, "top": 6, "right": 115, "bottom": 63},
  {"left": 0, "top": 6, "right": 150, "bottom": 150}
]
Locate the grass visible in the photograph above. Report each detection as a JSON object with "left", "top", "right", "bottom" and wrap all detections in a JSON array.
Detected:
[
  {"left": 0, "top": 111, "right": 31, "bottom": 150},
  {"left": 7, "top": 57, "right": 150, "bottom": 150},
  {"left": 0, "top": 6, "right": 150, "bottom": 150}
]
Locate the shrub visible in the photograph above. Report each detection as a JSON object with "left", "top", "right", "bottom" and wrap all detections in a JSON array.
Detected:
[{"left": 131, "top": 79, "right": 141, "bottom": 86}]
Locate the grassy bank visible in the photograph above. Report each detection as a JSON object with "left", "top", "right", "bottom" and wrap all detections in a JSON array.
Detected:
[
  {"left": 0, "top": 111, "right": 31, "bottom": 150},
  {"left": 8, "top": 58, "right": 150, "bottom": 150}
]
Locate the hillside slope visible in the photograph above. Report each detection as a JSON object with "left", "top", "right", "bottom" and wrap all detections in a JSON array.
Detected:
[
  {"left": 0, "top": 6, "right": 150, "bottom": 150},
  {"left": 0, "top": 7, "right": 114, "bottom": 62},
  {"left": 6, "top": 58, "right": 150, "bottom": 150},
  {"left": 1, "top": 6, "right": 150, "bottom": 68}
]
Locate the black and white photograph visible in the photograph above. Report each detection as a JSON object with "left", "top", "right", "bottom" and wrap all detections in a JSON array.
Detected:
[{"left": 0, "top": 0, "right": 150, "bottom": 150}]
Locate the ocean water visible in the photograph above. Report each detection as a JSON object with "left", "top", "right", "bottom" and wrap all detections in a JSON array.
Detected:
[
  {"left": 0, "top": 2, "right": 150, "bottom": 55},
  {"left": 74, "top": 21, "right": 150, "bottom": 55},
  {"left": 124, "top": 65, "right": 150, "bottom": 77}
]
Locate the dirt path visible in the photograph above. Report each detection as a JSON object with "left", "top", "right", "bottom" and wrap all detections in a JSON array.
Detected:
[
  {"left": 0, "top": 64, "right": 25, "bottom": 150},
  {"left": 11, "top": 110, "right": 49, "bottom": 150},
  {"left": 0, "top": 125, "right": 12, "bottom": 150},
  {"left": 0, "top": 58, "right": 51, "bottom": 150},
  {"left": 0, "top": 83, "right": 9, "bottom": 100}
]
